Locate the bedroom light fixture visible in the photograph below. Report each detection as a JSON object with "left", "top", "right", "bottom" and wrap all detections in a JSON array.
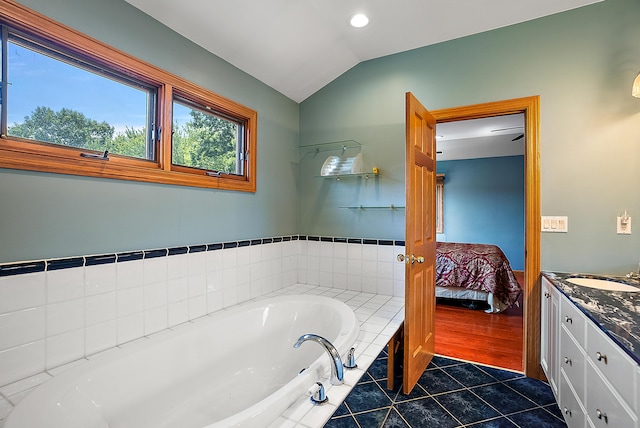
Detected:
[
  {"left": 349, "top": 14, "right": 369, "bottom": 28},
  {"left": 633, "top": 72, "right": 640, "bottom": 98}
]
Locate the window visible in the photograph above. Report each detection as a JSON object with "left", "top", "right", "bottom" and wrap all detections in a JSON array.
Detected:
[
  {"left": 0, "top": 2, "right": 257, "bottom": 192},
  {"left": 436, "top": 174, "right": 444, "bottom": 234},
  {"left": 172, "top": 96, "right": 245, "bottom": 176},
  {"left": 5, "top": 32, "right": 157, "bottom": 161}
]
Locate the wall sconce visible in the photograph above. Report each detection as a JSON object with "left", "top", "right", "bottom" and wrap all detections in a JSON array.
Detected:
[{"left": 633, "top": 72, "right": 640, "bottom": 98}]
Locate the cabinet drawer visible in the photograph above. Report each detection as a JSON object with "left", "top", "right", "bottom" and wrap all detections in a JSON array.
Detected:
[
  {"left": 586, "top": 322, "right": 637, "bottom": 411},
  {"left": 586, "top": 361, "right": 636, "bottom": 428},
  {"left": 560, "top": 293, "right": 586, "bottom": 346},
  {"left": 560, "top": 369, "right": 586, "bottom": 428},
  {"left": 561, "top": 326, "right": 586, "bottom": 403}
]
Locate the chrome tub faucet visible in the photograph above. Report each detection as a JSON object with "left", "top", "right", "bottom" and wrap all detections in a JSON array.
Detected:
[
  {"left": 626, "top": 261, "right": 640, "bottom": 281},
  {"left": 293, "top": 334, "right": 344, "bottom": 385}
]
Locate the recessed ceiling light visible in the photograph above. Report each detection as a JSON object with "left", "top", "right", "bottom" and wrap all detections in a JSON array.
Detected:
[{"left": 349, "top": 14, "right": 369, "bottom": 28}]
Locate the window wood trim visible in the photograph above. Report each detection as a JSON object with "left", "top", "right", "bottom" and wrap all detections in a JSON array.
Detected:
[
  {"left": 436, "top": 174, "right": 444, "bottom": 234},
  {"left": 0, "top": 0, "right": 257, "bottom": 192}
]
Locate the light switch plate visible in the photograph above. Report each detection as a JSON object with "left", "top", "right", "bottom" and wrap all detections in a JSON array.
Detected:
[
  {"left": 541, "top": 216, "right": 568, "bottom": 233},
  {"left": 617, "top": 216, "right": 632, "bottom": 234}
]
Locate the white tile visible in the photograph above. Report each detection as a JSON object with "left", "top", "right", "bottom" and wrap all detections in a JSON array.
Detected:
[
  {"left": 318, "top": 271, "right": 332, "bottom": 288},
  {"left": 84, "top": 263, "right": 116, "bottom": 296},
  {"left": 47, "top": 299, "right": 84, "bottom": 336},
  {"left": 377, "top": 245, "right": 395, "bottom": 262},
  {"left": 205, "top": 250, "right": 223, "bottom": 272},
  {"left": 361, "top": 278, "right": 377, "bottom": 294},
  {"left": 116, "top": 312, "right": 144, "bottom": 345},
  {"left": 362, "top": 245, "right": 378, "bottom": 261},
  {"left": 0, "top": 307, "right": 45, "bottom": 351},
  {"left": 347, "top": 243, "right": 362, "bottom": 260},
  {"left": 143, "top": 256, "right": 167, "bottom": 285},
  {"left": 116, "top": 260, "right": 143, "bottom": 290},
  {"left": 85, "top": 292, "right": 116, "bottom": 326},
  {"left": 188, "top": 273, "right": 206, "bottom": 298},
  {"left": 333, "top": 258, "right": 347, "bottom": 275},
  {"left": 346, "top": 275, "right": 362, "bottom": 292},
  {"left": 250, "top": 245, "right": 262, "bottom": 263},
  {"left": 168, "top": 301, "right": 189, "bottom": 327},
  {"left": 144, "top": 307, "right": 168, "bottom": 335},
  {"left": 46, "top": 329, "right": 84, "bottom": 369},
  {"left": 167, "top": 253, "right": 188, "bottom": 280},
  {"left": 333, "top": 243, "right": 348, "bottom": 258},
  {"left": 319, "top": 257, "right": 332, "bottom": 274},
  {"left": 0, "top": 272, "right": 46, "bottom": 314},
  {"left": 222, "top": 247, "right": 238, "bottom": 269},
  {"left": 377, "top": 262, "right": 394, "bottom": 280},
  {"left": 85, "top": 320, "right": 117, "bottom": 356},
  {"left": 143, "top": 282, "right": 168, "bottom": 310},
  {"left": 332, "top": 273, "right": 347, "bottom": 290},
  {"left": 116, "top": 287, "right": 144, "bottom": 318},
  {"left": 187, "top": 251, "right": 207, "bottom": 276},
  {"left": 188, "top": 295, "right": 206, "bottom": 320},
  {"left": 46, "top": 267, "right": 84, "bottom": 303},
  {"left": 168, "top": 277, "right": 188, "bottom": 303},
  {"left": 222, "top": 268, "right": 237, "bottom": 289},
  {"left": 206, "top": 291, "right": 223, "bottom": 314},
  {"left": 236, "top": 283, "right": 251, "bottom": 303},
  {"left": 393, "top": 280, "right": 405, "bottom": 298},
  {"left": 320, "top": 242, "right": 333, "bottom": 258},
  {"left": 222, "top": 287, "right": 238, "bottom": 308},
  {"left": 376, "top": 278, "right": 393, "bottom": 295}
]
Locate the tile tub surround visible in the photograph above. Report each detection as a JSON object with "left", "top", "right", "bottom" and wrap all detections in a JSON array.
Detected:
[
  {"left": 328, "top": 353, "right": 565, "bottom": 428},
  {"left": 0, "top": 285, "right": 405, "bottom": 428},
  {"left": 542, "top": 271, "right": 640, "bottom": 365},
  {"left": 0, "top": 235, "right": 406, "bottom": 423}
]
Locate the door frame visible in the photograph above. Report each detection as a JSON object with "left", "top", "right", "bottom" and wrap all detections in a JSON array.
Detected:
[{"left": 429, "top": 96, "right": 541, "bottom": 379}]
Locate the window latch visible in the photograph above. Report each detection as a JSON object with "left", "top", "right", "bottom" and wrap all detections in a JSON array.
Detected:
[
  {"left": 80, "top": 150, "right": 109, "bottom": 161},
  {"left": 205, "top": 170, "right": 227, "bottom": 177},
  {"left": 239, "top": 151, "right": 248, "bottom": 161}
]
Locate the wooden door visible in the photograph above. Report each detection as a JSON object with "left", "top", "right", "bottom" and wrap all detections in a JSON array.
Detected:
[{"left": 403, "top": 92, "right": 437, "bottom": 394}]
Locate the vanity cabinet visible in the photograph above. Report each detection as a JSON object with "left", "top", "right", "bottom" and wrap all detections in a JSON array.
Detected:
[
  {"left": 541, "top": 276, "right": 639, "bottom": 428},
  {"left": 541, "top": 276, "right": 560, "bottom": 397}
]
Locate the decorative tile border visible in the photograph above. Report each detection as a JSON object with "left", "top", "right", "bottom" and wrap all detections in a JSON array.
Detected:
[{"left": 0, "top": 236, "right": 405, "bottom": 277}]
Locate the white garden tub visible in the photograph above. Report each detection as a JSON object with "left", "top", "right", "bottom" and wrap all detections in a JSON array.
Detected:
[{"left": 2, "top": 295, "right": 359, "bottom": 428}]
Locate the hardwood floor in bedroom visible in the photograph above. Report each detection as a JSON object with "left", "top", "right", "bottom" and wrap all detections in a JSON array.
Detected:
[{"left": 435, "top": 271, "right": 524, "bottom": 372}]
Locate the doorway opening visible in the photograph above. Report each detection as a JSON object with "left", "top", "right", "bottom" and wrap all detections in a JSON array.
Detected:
[{"left": 429, "top": 96, "right": 541, "bottom": 378}]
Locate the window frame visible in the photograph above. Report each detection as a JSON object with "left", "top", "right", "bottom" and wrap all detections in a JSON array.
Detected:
[
  {"left": 0, "top": 1, "right": 257, "bottom": 192},
  {"left": 436, "top": 174, "right": 444, "bottom": 234}
]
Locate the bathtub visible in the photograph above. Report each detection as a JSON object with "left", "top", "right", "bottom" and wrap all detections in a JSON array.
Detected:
[{"left": 2, "top": 295, "right": 359, "bottom": 428}]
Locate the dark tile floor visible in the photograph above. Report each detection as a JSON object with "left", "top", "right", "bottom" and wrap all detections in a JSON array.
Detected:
[{"left": 326, "top": 349, "right": 567, "bottom": 428}]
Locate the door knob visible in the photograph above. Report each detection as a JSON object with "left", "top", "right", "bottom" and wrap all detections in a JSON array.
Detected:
[{"left": 397, "top": 254, "right": 425, "bottom": 264}]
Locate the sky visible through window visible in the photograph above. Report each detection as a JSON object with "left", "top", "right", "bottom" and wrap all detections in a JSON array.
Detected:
[{"left": 6, "top": 41, "right": 191, "bottom": 133}]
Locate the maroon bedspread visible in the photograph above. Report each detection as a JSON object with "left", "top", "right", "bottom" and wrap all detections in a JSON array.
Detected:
[{"left": 436, "top": 242, "right": 521, "bottom": 307}]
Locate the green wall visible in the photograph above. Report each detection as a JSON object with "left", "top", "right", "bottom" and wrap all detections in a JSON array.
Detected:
[
  {"left": 4, "top": 0, "right": 640, "bottom": 276},
  {"left": 0, "top": 0, "right": 299, "bottom": 263},
  {"left": 299, "top": 0, "right": 640, "bottom": 275}
]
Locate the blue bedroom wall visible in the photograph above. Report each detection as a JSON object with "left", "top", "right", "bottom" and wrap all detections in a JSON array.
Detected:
[{"left": 437, "top": 156, "right": 525, "bottom": 271}]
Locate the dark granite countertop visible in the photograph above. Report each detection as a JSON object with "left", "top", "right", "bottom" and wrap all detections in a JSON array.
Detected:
[{"left": 543, "top": 271, "right": 640, "bottom": 366}]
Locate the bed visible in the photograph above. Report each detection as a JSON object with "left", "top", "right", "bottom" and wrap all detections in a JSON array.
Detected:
[{"left": 436, "top": 242, "right": 522, "bottom": 313}]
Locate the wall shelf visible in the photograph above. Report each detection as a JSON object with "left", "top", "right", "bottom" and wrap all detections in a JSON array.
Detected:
[
  {"left": 340, "top": 204, "right": 405, "bottom": 210},
  {"left": 318, "top": 171, "right": 378, "bottom": 180}
]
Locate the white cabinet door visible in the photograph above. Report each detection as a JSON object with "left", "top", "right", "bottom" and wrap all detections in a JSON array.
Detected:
[{"left": 541, "top": 277, "right": 560, "bottom": 397}]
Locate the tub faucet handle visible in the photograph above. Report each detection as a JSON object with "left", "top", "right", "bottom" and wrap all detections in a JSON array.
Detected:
[
  {"left": 343, "top": 347, "right": 357, "bottom": 369},
  {"left": 309, "top": 382, "right": 328, "bottom": 405}
]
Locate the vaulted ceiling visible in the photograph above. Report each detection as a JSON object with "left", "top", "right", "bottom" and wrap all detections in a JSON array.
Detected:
[{"left": 125, "top": 0, "right": 601, "bottom": 102}]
